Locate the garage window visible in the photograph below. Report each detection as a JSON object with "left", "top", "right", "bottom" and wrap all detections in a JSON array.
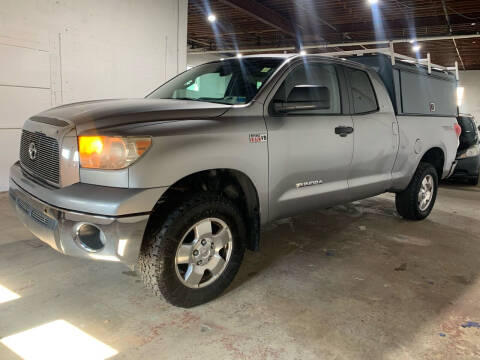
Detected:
[{"left": 345, "top": 67, "right": 378, "bottom": 114}]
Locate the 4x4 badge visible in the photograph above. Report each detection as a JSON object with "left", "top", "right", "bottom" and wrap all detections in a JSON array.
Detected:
[{"left": 249, "top": 133, "right": 267, "bottom": 143}]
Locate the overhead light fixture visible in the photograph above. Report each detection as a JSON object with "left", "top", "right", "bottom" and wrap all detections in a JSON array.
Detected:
[
  {"left": 299, "top": 50, "right": 307, "bottom": 56},
  {"left": 472, "top": 23, "right": 477, "bottom": 26},
  {"left": 207, "top": 14, "right": 216, "bottom": 23},
  {"left": 236, "top": 53, "right": 243, "bottom": 58},
  {"left": 220, "top": 58, "right": 225, "bottom": 61},
  {"left": 368, "top": 0, "right": 379, "bottom": 5},
  {"left": 412, "top": 44, "right": 421, "bottom": 52},
  {"left": 409, "top": 39, "right": 415, "bottom": 44}
]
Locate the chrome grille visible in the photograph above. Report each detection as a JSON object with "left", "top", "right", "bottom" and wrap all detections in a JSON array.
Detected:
[{"left": 20, "top": 130, "right": 60, "bottom": 185}]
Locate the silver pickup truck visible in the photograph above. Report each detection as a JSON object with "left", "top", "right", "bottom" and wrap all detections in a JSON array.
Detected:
[{"left": 9, "top": 54, "right": 460, "bottom": 307}]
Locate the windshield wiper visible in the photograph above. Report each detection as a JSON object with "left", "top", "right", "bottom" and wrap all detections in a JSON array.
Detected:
[{"left": 169, "top": 97, "right": 230, "bottom": 105}]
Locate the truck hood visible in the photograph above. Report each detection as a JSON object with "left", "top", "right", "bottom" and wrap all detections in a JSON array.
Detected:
[{"left": 32, "top": 98, "right": 232, "bottom": 133}]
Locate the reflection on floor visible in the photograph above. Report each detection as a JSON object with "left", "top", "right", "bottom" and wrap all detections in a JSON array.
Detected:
[
  {"left": 1, "top": 320, "right": 117, "bottom": 360},
  {"left": 0, "top": 284, "right": 20, "bottom": 304}
]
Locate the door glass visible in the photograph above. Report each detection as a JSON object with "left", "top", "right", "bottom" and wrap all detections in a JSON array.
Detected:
[
  {"left": 344, "top": 67, "right": 378, "bottom": 114},
  {"left": 273, "top": 63, "right": 341, "bottom": 115}
]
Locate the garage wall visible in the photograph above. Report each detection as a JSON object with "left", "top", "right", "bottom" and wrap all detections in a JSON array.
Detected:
[
  {"left": 459, "top": 71, "right": 480, "bottom": 122},
  {"left": 0, "top": 0, "right": 188, "bottom": 191}
]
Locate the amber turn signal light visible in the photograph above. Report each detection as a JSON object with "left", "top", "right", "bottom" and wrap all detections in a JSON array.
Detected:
[{"left": 78, "top": 136, "right": 152, "bottom": 170}]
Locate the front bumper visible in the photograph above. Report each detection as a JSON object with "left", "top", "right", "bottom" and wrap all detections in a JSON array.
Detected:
[{"left": 8, "top": 163, "right": 165, "bottom": 266}]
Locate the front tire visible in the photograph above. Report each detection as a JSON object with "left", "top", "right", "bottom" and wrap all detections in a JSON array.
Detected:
[
  {"left": 138, "top": 193, "right": 246, "bottom": 308},
  {"left": 395, "top": 162, "right": 438, "bottom": 221}
]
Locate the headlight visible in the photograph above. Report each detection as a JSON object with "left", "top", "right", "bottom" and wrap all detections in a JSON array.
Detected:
[
  {"left": 458, "top": 144, "right": 480, "bottom": 159},
  {"left": 78, "top": 136, "right": 151, "bottom": 169}
]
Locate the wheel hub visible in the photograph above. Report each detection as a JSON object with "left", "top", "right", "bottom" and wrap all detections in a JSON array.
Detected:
[
  {"left": 193, "top": 237, "right": 214, "bottom": 264},
  {"left": 174, "top": 218, "right": 233, "bottom": 288},
  {"left": 418, "top": 174, "right": 434, "bottom": 211}
]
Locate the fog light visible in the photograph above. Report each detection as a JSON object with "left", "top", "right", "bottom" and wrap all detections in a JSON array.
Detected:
[{"left": 74, "top": 223, "right": 105, "bottom": 252}]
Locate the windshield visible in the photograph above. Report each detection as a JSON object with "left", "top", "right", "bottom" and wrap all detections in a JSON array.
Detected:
[{"left": 147, "top": 58, "right": 284, "bottom": 105}]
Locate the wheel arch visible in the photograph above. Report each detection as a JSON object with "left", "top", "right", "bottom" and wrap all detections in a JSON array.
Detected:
[
  {"left": 419, "top": 147, "right": 445, "bottom": 179},
  {"left": 145, "top": 168, "right": 261, "bottom": 251}
]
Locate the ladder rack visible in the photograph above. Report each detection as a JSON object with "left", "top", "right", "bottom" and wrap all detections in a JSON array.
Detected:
[{"left": 319, "top": 45, "right": 459, "bottom": 80}]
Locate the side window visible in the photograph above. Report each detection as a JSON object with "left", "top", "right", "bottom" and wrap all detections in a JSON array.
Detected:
[
  {"left": 344, "top": 67, "right": 378, "bottom": 114},
  {"left": 272, "top": 63, "right": 341, "bottom": 115}
]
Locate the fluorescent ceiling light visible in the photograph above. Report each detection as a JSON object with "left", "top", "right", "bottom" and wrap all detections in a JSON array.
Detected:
[{"left": 1, "top": 320, "right": 118, "bottom": 360}]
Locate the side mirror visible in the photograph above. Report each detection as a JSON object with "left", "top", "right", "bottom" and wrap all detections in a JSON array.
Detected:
[{"left": 273, "top": 85, "right": 330, "bottom": 114}]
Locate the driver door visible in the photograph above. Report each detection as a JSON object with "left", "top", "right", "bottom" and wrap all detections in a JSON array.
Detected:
[{"left": 264, "top": 61, "right": 354, "bottom": 221}]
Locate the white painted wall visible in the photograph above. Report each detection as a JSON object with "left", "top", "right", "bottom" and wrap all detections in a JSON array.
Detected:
[
  {"left": 0, "top": 0, "right": 188, "bottom": 190},
  {"left": 459, "top": 71, "right": 480, "bottom": 122}
]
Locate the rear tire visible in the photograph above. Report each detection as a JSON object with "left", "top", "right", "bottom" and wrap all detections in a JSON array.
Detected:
[
  {"left": 395, "top": 162, "right": 438, "bottom": 221},
  {"left": 137, "top": 192, "right": 246, "bottom": 308}
]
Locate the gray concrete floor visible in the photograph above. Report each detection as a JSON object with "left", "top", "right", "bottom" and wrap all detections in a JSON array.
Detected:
[{"left": 1, "top": 183, "right": 480, "bottom": 359}]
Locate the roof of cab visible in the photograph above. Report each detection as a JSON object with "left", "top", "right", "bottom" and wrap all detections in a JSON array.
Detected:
[{"left": 203, "top": 53, "right": 373, "bottom": 72}]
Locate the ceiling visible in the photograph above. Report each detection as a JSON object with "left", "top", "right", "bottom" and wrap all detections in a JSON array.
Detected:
[{"left": 187, "top": 0, "right": 480, "bottom": 70}]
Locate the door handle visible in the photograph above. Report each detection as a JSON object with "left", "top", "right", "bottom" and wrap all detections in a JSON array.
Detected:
[{"left": 335, "top": 126, "right": 354, "bottom": 137}]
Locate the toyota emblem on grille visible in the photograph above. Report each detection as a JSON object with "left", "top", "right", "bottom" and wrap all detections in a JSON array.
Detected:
[{"left": 28, "top": 142, "right": 37, "bottom": 160}]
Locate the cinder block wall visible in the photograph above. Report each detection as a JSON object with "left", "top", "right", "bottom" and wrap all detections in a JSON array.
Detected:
[{"left": 0, "top": 0, "right": 188, "bottom": 190}]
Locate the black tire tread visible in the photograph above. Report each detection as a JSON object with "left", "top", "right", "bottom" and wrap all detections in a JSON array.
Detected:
[
  {"left": 137, "top": 192, "right": 245, "bottom": 308},
  {"left": 395, "top": 162, "right": 438, "bottom": 221}
]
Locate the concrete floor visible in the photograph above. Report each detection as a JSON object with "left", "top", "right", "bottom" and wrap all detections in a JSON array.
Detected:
[{"left": 1, "top": 183, "right": 480, "bottom": 360}]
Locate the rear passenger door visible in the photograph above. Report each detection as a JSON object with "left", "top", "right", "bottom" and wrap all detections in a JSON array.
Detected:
[
  {"left": 342, "top": 66, "right": 398, "bottom": 200},
  {"left": 264, "top": 61, "right": 354, "bottom": 221}
]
